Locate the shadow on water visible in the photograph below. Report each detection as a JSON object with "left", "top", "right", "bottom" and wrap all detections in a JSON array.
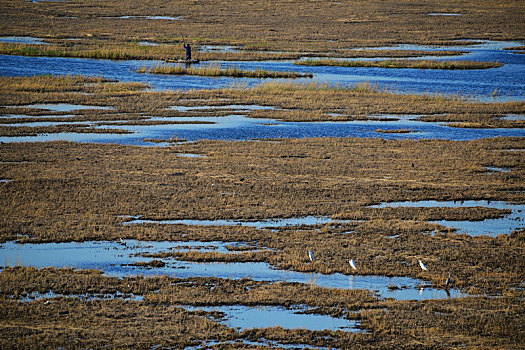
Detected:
[{"left": 0, "top": 240, "right": 464, "bottom": 301}]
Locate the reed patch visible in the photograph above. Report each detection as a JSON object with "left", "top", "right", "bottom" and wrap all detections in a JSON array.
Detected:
[
  {"left": 296, "top": 58, "right": 504, "bottom": 70},
  {"left": 137, "top": 62, "right": 313, "bottom": 79}
]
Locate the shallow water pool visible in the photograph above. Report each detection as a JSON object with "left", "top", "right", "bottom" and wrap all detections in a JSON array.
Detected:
[
  {"left": 371, "top": 200, "right": 525, "bottom": 236},
  {"left": 184, "top": 304, "right": 359, "bottom": 332},
  {"left": 0, "top": 240, "right": 463, "bottom": 301}
]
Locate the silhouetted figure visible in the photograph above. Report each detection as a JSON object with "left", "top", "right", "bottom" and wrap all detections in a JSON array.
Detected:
[
  {"left": 183, "top": 43, "right": 192, "bottom": 61},
  {"left": 445, "top": 272, "right": 452, "bottom": 289}
]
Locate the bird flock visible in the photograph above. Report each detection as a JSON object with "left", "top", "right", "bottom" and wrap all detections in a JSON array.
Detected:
[{"left": 307, "top": 250, "right": 452, "bottom": 290}]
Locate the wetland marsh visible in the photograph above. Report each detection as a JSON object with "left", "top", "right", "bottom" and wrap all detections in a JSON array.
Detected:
[{"left": 0, "top": 0, "right": 524, "bottom": 348}]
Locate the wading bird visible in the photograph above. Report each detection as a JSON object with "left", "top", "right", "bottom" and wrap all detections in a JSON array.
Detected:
[
  {"left": 349, "top": 259, "right": 357, "bottom": 270},
  {"left": 445, "top": 272, "right": 452, "bottom": 289},
  {"left": 308, "top": 250, "right": 315, "bottom": 262},
  {"left": 419, "top": 259, "right": 428, "bottom": 271}
]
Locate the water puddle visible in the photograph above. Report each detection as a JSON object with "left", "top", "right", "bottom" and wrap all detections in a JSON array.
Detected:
[
  {"left": 169, "top": 104, "right": 276, "bottom": 112},
  {"left": 0, "top": 132, "right": 127, "bottom": 144},
  {"left": 0, "top": 179, "right": 12, "bottom": 183},
  {"left": 122, "top": 215, "right": 343, "bottom": 229},
  {"left": 428, "top": 13, "right": 462, "bottom": 16},
  {"left": 0, "top": 36, "right": 48, "bottom": 45},
  {"left": 197, "top": 45, "right": 241, "bottom": 53},
  {"left": 176, "top": 153, "right": 206, "bottom": 158},
  {"left": 483, "top": 166, "right": 511, "bottom": 173},
  {"left": 0, "top": 240, "right": 463, "bottom": 300},
  {"left": 500, "top": 114, "right": 525, "bottom": 121},
  {"left": 190, "top": 339, "right": 326, "bottom": 350},
  {"left": 2, "top": 120, "right": 93, "bottom": 127},
  {"left": 16, "top": 290, "right": 143, "bottom": 303},
  {"left": 184, "top": 304, "right": 358, "bottom": 332},
  {"left": 109, "top": 16, "right": 183, "bottom": 20},
  {"left": 137, "top": 41, "right": 159, "bottom": 46},
  {"left": 9, "top": 104, "right": 113, "bottom": 112},
  {"left": 0, "top": 114, "right": 76, "bottom": 119},
  {"left": 370, "top": 200, "right": 525, "bottom": 236}
]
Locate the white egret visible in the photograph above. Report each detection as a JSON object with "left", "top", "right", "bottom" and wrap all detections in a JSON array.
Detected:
[
  {"left": 349, "top": 259, "right": 357, "bottom": 270},
  {"left": 308, "top": 250, "right": 315, "bottom": 262},
  {"left": 419, "top": 259, "right": 428, "bottom": 271}
]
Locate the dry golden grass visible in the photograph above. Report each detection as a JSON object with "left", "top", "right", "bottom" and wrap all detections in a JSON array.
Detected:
[
  {"left": 0, "top": 137, "right": 523, "bottom": 293},
  {"left": 138, "top": 62, "right": 312, "bottom": 78},
  {"left": 296, "top": 59, "right": 504, "bottom": 70},
  {"left": 0, "top": 0, "right": 523, "bottom": 347},
  {"left": 0, "top": 41, "right": 470, "bottom": 62},
  {"left": 0, "top": 267, "right": 523, "bottom": 348},
  {"left": 0, "top": 0, "right": 523, "bottom": 53},
  {"left": 2, "top": 76, "right": 523, "bottom": 130},
  {"left": 0, "top": 298, "right": 236, "bottom": 349},
  {"left": 420, "top": 113, "right": 525, "bottom": 129}
]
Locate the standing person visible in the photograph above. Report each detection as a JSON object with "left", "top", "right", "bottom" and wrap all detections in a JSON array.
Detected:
[{"left": 183, "top": 43, "right": 192, "bottom": 61}]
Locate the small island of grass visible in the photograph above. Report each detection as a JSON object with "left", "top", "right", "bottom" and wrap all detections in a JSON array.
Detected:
[
  {"left": 295, "top": 58, "right": 503, "bottom": 69},
  {"left": 137, "top": 63, "right": 313, "bottom": 78}
]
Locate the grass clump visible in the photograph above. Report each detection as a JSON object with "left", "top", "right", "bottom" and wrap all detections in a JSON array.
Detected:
[
  {"left": 138, "top": 63, "right": 313, "bottom": 78},
  {"left": 296, "top": 58, "right": 504, "bottom": 69}
]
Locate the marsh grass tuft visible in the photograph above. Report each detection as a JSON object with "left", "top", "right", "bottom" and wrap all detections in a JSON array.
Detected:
[
  {"left": 296, "top": 59, "right": 504, "bottom": 70},
  {"left": 138, "top": 63, "right": 313, "bottom": 78}
]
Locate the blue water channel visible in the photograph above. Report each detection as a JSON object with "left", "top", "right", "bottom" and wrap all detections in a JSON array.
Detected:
[
  {"left": 0, "top": 40, "right": 523, "bottom": 144},
  {"left": 0, "top": 112, "right": 523, "bottom": 145},
  {"left": 0, "top": 40, "right": 523, "bottom": 99}
]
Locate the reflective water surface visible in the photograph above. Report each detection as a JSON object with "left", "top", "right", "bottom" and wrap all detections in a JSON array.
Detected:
[
  {"left": 9, "top": 103, "right": 114, "bottom": 112},
  {"left": 0, "top": 40, "right": 523, "bottom": 100},
  {"left": 0, "top": 240, "right": 463, "bottom": 301},
  {"left": 122, "top": 215, "right": 344, "bottom": 229},
  {"left": 0, "top": 113, "right": 523, "bottom": 145},
  {"left": 183, "top": 304, "right": 359, "bottom": 332},
  {"left": 371, "top": 200, "right": 525, "bottom": 236}
]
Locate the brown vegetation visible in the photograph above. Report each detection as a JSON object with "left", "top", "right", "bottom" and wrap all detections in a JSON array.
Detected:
[
  {"left": 2, "top": 77, "right": 523, "bottom": 133},
  {"left": 296, "top": 59, "right": 504, "bottom": 70},
  {"left": 0, "top": 41, "right": 470, "bottom": 62},
  {"left": 0, "top": 137, "right": 523, "bottom": 294},
  {"left": 138, "top": 62, "right": 312, "bottom": 78},
  {"left": 0, "top": 0, "right": 523, "bottom": 54},
  {"left": 0, "top": 267, "right": 523, "bottom": 348},
  {"left": 1, "top": 0, "right": 523, "bottom": 347}
]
